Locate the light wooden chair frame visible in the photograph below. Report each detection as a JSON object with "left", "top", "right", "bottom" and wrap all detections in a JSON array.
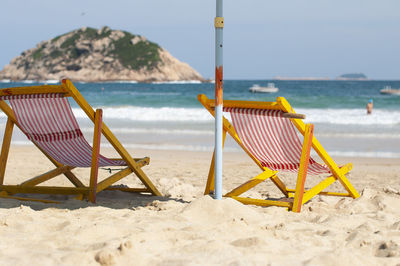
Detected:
[
  {"left": 198, "top": 94, "right": 359, "bottom": 212},
  {"left": 0, "top": 79, "right": 161, "bottom": 203}
]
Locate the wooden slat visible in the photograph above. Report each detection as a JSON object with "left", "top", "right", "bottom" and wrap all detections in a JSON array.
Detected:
[
  {"left": 96, "top": 167, "right": 133, "bottom": 193},
  {"left": 21, "top": 166, "right": 75, "bottom": 187},
  {"left": 104, "top": 187, "right": 150, "bottom": 193},
  {"left": 270, "top": 175, "right": 289, "bottom": 197},
  {"left": 64, "top": 171, "right": 86, "bottom": 187},
  {"left": 109, "top": 157, "right": 150, "bottom": 167},
  {"left": 1, "top": 185, "right": 88, "bottom": 195},
  {"left": 231, "top": 196, "right": 292, "bottom": 208},
  {"left": 0, "top": 118, "right": 14, "bottom": 185},
  {"left": 200, "top": 95, "right": 280, "bottom": 110},
  {"left": 301, "top": 176, "right": 336, "bottom": 204},
  {"left": 63, "top": 79, "right": 161, "bottom": 196},
  {"left": 292, "top": 123, "right": 314, "bottom": 212},
  {"left": 89, "top": 109, "right": 102, "bottom": 203},
  {"left": 0, "top": 85, "right": 69, "bottom": 97},
  {"left": 282, "top": 113, "right": 306, "bottom": 119},
  {"left": 225, "top": 171, "right": 275, "bottom": 197},
  {"left": 134, "top": 157, "right": 150, "bottom": 168},
  {"left": 200, "top": 94, "right": 305, "bottom": 119},
  {"left": 0, "top": 194, "right": 61, "bottom": 204},
  {"left": 316, "top": 191, "right": 352, "bottom": 197}
]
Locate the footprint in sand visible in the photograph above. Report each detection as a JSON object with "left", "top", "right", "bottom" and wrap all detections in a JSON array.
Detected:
[
  {"left": 95, "top": 241, "right": 133, "bottom": 265},
  {"left": 230, "top": 237, "right": 261, "bottom": 247},
  {"left": 390, "top": 221, "right": 400, "bottom": 230},
  {"left": 95, "top": 250, "right": 115, "bottom": 266},
  {"left": 375, "top": 241, "right": 399, "bottom": 257}
]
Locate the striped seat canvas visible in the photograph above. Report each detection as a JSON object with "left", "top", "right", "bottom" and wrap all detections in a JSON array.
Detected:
[
  {"left": 2, "top": 94, "right": 126, "bottom": 168},
  {"left": 224, "top": 107, "right": 331, "bottom": 175}
]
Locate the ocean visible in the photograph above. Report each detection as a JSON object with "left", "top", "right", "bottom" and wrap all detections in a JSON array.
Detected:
[{"left": 1, "top": 80, "right": 400, "bottom": 158}]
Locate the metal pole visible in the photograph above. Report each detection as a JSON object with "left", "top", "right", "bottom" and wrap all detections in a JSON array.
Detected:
[{"left": 214, "top": 0, "right": 223, "bottom": 200}]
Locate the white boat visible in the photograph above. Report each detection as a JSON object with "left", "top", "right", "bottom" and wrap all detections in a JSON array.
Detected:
[
  {"left": 380, "top": 86, "right": 400, "bottom": 95},
  {"left": 249, "top": 83, "right": 279, "bottom": 93}
]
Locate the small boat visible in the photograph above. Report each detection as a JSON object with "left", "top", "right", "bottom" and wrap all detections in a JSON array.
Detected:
[
  {"left": 249, "top": 83, "right": 279, "bottom": 93},
  {"left": 380, "top": 86, "right": 400, "bottom": 95}
]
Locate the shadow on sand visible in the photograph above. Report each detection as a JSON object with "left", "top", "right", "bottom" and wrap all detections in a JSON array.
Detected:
[{"left": 0, "top": 190, "right": 188, "bottom": 211}]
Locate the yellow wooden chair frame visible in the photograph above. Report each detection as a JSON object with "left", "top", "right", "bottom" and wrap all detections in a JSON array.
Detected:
[
  {"left": 0, "top": 79, "right": 161, "bottom": 203},
  {"left": 198, "top": 94, "right": 359, "bottom": 212}
]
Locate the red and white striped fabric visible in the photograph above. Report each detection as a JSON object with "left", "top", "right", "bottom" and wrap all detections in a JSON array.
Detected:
[
  {"left": 224, "top": 107, "right": 331, "bottom": 175},
  {"left": 2, "top": 94, "right": 126, "bottom": 167}
]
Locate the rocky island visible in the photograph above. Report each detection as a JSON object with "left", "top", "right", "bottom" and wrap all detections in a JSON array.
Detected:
[{"left": 0, "top": 26, "right": 204, "bottom": 83}]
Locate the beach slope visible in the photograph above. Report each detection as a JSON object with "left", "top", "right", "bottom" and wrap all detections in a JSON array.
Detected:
[{"left": 0, "top": 146, "right": 399, "bottom": 265}]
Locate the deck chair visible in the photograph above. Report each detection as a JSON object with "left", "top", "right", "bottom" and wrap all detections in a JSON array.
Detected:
[
  {"left": 198, "top": 94, "right": 359, "bottom": 212},
  {"left": 0, "top": 79, "right": 161, "bottom": 203}
]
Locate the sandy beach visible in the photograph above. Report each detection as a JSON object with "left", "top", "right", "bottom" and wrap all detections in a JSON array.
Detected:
[{"left": 0, "top": 145, "right": 399, "bottom": 265}]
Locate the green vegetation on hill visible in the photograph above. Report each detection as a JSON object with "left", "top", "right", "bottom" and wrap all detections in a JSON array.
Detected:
[
  {"left": 32, "top": 47, "right": 44, "bottom": 60},
  {"left": 108, "top": 31, "right": 161, "bottom": 70},
  {"left": 30, "top": 27, "right": 162, "bottom": 70}
]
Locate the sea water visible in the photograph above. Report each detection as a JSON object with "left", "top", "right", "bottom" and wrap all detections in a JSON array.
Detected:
[{"left": 0, "top": 80, "right": 399, "bottom": 158}]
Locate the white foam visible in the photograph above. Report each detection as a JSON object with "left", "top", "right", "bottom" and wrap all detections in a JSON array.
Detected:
[
  {"left": 8, "top": 140, "right": 400, "bottom": 157},
  {"left": 105, "top": 80, "right": 138, "bottom": 84},
  {"left": 44, "top": 80, "right": 59, "bottom": 84},
  {"left": 151, "top": 80, "right": 202, "bottom": 84},
  {"left": 20, "top": 80, "right": 36, "bottom": 84},
  {"left": 329, "top": 150, "right": 400, "bottom": 158},
  {"left": 10, "top": 140, "right": 34, "bottom": 146},
  {"left": 2, "top": 104, "right": 400, "bottom": 127},
  {"left": 69, "top": 106, "right": 400, "bottom": 126},
  {"left": 99, "top": 143, "right": 239, "bottom": 152},
  {"left": 297, "top": 108, "right": 400, "bottom": 125},
  {"left": 72, "top": 107, "right": 213, "bottom": 122},
  {"left": 318, "top": 133, "right": 400, "bottom": 139},
  {"left": 126, "top": 91, "right": 181, "bottom": 96},
  {"left": 80, "top": 127, "right": 213, "bottom": 135},
  {"left": 0, "top": 79, "right": 11, "bottom": 83},
  {"left": 1, "top": 95, "right": 398, "bottom": 126}
]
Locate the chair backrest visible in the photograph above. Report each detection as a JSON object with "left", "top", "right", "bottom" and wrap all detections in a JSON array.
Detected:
[
  {"left": 224, "top": 107, "right": 330, "bottom": 175},
  {"left": 1, "top": 94, "right": 125, "bottom": 167}
]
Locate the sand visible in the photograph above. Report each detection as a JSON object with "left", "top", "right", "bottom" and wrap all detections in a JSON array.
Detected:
[{"left": 0, "top": 145, "right": 400, "bottom": 265}]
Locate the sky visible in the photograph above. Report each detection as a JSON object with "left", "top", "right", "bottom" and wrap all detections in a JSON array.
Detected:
[{"left": 0, "top": 0, "right": 399, "bottom": 80}]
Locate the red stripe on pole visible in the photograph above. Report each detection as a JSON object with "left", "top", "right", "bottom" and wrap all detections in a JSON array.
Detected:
[{"left": 215, "top": 66, "right": 223, "bottom": 105}]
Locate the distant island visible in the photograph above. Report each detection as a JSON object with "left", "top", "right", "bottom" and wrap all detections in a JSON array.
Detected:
[
  {"left": 336, "top": 73, "right": 368, "bottom": 80},
  {"left": 0, "top": 26, "right": 204, "bottom": 83}
]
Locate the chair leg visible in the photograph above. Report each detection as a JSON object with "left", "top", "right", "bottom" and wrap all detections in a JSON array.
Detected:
[
  {"left": 0, "top": 118, "right": 14, "bottom": 186},
  {"left": 225, "top": 170, "right": 276, "bottom": 197},
  {"left": 292, "top": 124, "right": 314, "bottom": 213},
  {"left": 204, "top": 151, "right": 216, "bottom": 195},
  {"left": 89, "top": 109, "right": 102, "bottom": 203},
  {"left": 204, "top": 130, "right": 227, "bottom": 195}
]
